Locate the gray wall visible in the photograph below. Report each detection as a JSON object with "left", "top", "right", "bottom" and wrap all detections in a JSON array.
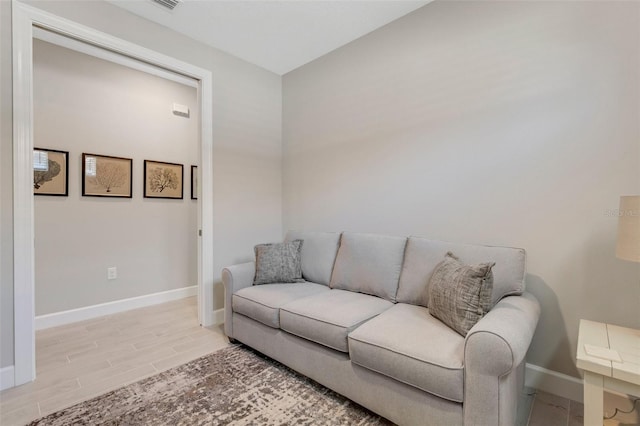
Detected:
[
  {"left": 33, "top": 39, "right": 198, "bottom": 315},
  {"left": 283, "top": 1, "right": 640, "bottom": 378},
  {"left": 0, "top": 0, "right": 14, "bottom": 371},
  {"left": 1, "top": 0, "right": 283, "bottom": 368}
]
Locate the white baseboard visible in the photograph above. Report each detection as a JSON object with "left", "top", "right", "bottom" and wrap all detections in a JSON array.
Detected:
[
  {"left": 525, "top": 363, "right": 583, "bottom": 403},
  {"left": 35, "top": 286, "right": 198, "bottom": 330},
  {"left": 0, "top": 365, "right": 15, "bottom": 391},
  {"left": 213, "top": 308, "right": 225, "bottom": 325}
]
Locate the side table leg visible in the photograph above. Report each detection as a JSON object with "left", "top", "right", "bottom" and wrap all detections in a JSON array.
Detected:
[{"left": 583, "top": 371, "right": 604, "bottom": 426}]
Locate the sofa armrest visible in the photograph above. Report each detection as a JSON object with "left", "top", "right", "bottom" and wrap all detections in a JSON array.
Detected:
[
  {"left": 463, "top": 292, "right": 540, "bottom": 426},
  {"left": 222, "top": 261, "right": 255, "bottom": 338}
]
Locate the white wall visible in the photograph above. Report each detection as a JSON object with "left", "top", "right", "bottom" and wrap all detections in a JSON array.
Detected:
[
  {"left": 1, "top": 0, "right": 283, "bottom": 368},
  {"left": 33, "top": 39, "right": 198, "bottom": 315},
  {"left": 283, "top": 1, "right": 640, "bottom": 378}
]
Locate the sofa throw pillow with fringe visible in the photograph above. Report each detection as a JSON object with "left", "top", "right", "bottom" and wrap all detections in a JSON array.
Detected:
[
  {"left": 254, "top": 240, "right": 305, "bottom": 285},
  {"left": 427, "top": 252, "right": 495, "bottom": 336}
]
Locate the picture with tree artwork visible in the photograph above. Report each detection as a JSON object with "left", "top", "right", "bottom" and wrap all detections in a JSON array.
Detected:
[
  {"left": 144, "top": 160, "right": 183, "bottom": 199},
  {"left": 33, "top": 148, "right": 68, "bottom": 196},
  {"left": 89, "top": 162, "right": 127, "bottom": 193},
  {"left": 82, "top": 153, "right": 132, "bottom": 198}
]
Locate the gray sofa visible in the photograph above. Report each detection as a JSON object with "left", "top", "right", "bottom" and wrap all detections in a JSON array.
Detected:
[{"left": 222, "top": 231, "right": 540, "bottom": 426}]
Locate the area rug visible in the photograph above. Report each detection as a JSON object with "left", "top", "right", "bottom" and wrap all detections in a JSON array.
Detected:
[{"left": 29, "top": 344, "right": 392, "bottom": 425}]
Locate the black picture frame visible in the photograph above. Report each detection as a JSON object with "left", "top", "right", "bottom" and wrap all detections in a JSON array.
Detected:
[
  {"left": 144, "top": 160, "right": 184, "bottom": 200},
  {"left": 82, "top": 153, "right": 133, "bottom": 198},
  {"left": 33, "top": 147, "right": 69, "bottom": 196}
]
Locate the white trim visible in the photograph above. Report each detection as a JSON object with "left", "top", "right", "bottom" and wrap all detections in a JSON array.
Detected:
[
  {"left": 212, "top": 308, "right": 225, "bottom": 325},
  {"left": 35, "top": 286, "right": 197, "bottom": 330},
  {"left": 12, "top": 0, "right": 215, "bottom": 387},
  {"left": 199, "top": 67, "right": 214, "bottom": 328},
  {"left": 525, "top": 363, "right": 584, "bottom": 403},
  {"left": 32, "top": 27, "right": 198, "bottom": 89},
  {"left": 12, "top": 0, "right": 36, "bottom": 387},
  {"left": 0, "top": 366, "right": 15, "bottom": 391}
]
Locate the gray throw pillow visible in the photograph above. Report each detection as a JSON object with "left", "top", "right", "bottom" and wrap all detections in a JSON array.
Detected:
[
  {"left": 427, "top": 252, "right": 495, "bottom": 337},
  {"left": 254, "top": 240, "right": 304, "bottom": 285}
]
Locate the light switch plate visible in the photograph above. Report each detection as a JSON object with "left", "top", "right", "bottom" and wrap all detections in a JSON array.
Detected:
[{"left": 107, "top": 267, "right": 117, "bottom": 280}]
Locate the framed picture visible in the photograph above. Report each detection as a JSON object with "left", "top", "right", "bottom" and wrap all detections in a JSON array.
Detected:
[
  {"left": 144, "top": 160, "right": 184, "bottom": 199},
  {"left": 33, "top": 148, "right": 69, "bottom": 196},
  {"left": 82, "top": 153, "right": 133, "bottom": 198},
  {"left": 191, "top": 165, "right": 198, "bottom": 200}
]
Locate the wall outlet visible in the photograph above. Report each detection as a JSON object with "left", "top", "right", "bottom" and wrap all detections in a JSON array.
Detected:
[{"left": 107, "top": 267, "right": 117, "bottom": 280}]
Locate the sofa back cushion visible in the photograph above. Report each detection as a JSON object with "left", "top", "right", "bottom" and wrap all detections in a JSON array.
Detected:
[
  {"left": 396, "top": 237, "right": 526, "bottom": 308},
  {"left": 285, "top": 231, "right": 342, "bottom": 286},
  {"left": 330, "top": 232, "right": 407, "bottom": 302}
]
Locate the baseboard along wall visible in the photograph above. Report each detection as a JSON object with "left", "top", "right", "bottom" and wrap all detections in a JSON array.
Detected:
[
  {"left": 1, "top": 286, "right": 223, "bottom": 391},
  {"left": 0, "top": 365, "right": 15, "bottom": 391},
  {"left": 525, "top": 363, "right": 584, "bottom": 403},
  {"left": 35, "top": 286, "right": 199, "bottom": 330},
  {"left": 213, "top": 308, "right": 225, "bottom": 325}
]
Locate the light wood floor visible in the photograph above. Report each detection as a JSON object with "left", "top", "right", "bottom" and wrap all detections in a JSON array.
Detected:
[
  {"left": 0, "top": 296, "right": 229, "bottom": 426},
  {"left": 526, "top": 389, "right": 639, "bottom": 426},
  {"left": 2, "top": 297, "right": 637, "bottom": 426}
]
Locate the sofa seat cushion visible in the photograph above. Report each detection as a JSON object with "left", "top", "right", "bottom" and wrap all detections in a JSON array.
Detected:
[
  {"left": 233, "top": 283, "right": 329, "bottom": 329},
  {"left": 280, "top": 290, "right": 393, "bottom": 352},
  {"left": 348, "top": 303, "right": 465, "bottom": 402}
]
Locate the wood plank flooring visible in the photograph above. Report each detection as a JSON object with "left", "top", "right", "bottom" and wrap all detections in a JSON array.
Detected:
[
  {"left": 0, "top": 297, "right": 229, "bottom": 425},
  {"left": 526, "top": 389, "right": 639, "bottom": 426},
  {"left": 1, "top": 296, "right": 637, "bottom": 425}
]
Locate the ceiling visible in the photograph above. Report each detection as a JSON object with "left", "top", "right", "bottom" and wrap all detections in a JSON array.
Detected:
[{"left": 107, "top": 0, "right": 431, "bottom": 75}]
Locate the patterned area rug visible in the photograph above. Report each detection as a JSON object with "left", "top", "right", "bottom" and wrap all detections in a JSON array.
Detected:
[{"left": 29, "top": 345, "right": 392, "bottom": 425}]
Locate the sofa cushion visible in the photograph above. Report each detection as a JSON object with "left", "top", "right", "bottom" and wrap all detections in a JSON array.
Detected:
[
  {"left": 348, "top": 303, "right": 465, "bottom": 402},
  {"left": 233, "top": 283, "right": 329, "bottom": 328},
  {"left": 253, "top": 240, "right": 304, "bottom": 285},
  {"left": 396, "top": 237, "right": 526, "bottom": 308},
  {"left": 280, "top": 289, "right": 393, "bottom": 352},
  {"left": 428, "top": 252, "right": 494, "bottom": 336},
  {"left": 285, "top": 231, "right": 341, "bottom": 286},
  {"left": 330, "top": 232, "right": 407, "bottom": 302}
]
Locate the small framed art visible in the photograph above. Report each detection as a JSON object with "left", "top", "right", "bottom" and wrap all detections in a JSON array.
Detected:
[
  {"left": 82, "top": 153, "right": 133, "bottom": 198},
  {"left": 191, "top": 165, "right": 197, "bottom": 200},
  {"left": 144, "top": 160, "right": 184, "bottom": 199},
  {"left": 33, "top": 148, "right": 69, "bottom": 196}
]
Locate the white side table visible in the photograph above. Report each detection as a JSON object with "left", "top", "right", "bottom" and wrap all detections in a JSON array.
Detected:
[{"left": 576, "top": 319, "right": 640, "bottom": 426}]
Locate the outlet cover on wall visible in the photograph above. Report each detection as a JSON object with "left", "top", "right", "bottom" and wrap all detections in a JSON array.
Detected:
[{"left": 107, "top": 267, "right": 117, "bottom": 280}]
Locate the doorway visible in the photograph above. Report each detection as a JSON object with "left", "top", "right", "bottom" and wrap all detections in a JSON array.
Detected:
[
  {"left": 32, "top": 30, "right": 199, "bottom": 326},
  {"left": 12, "top": 2, "right": 214, "bottom": 387}
]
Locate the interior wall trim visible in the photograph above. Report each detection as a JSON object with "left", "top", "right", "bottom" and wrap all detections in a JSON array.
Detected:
[
  {"left": 35, "top": 286, "right": 198, "bottom": 331},
  {"left": 11, "top": 0, "right": 215, "bottom": 387},
  {"left": 213, "top": 308, "right": 225, "bottom": 325},
  {"left": 525, "top": 363, "right": 584, "bottom": 403},
  {"left": 0, "top": 366, "right": 15, "bottom": 391}
]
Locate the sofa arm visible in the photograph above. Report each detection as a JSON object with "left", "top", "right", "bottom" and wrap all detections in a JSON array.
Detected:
[
  {"left": 222, "top": 261, "right": 255, "bottom": 338},
  {"left": 463, "top": 292, "right": 540, "bottom": 426}
]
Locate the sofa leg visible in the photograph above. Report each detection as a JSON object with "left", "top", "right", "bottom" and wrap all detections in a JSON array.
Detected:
[{"left": 228, "top": 336, "right": 239, "bottom": 344}]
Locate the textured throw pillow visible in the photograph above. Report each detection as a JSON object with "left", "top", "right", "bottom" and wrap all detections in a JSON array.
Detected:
[
  {"left": 253, "top": 240, "right": 304, "bottom": 285},
  {"left": 427, "top": 252, "right": 495, "bottom": 337}
]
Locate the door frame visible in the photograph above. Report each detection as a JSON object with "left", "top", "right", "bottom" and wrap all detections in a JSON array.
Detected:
[{"left": 11, "top": 0, "right": 215, "bottom": 386}]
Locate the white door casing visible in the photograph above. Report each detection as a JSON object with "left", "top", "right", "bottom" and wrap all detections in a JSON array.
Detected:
[{"left": 11, "top": 0, "right": 215, "bottom": 386}]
